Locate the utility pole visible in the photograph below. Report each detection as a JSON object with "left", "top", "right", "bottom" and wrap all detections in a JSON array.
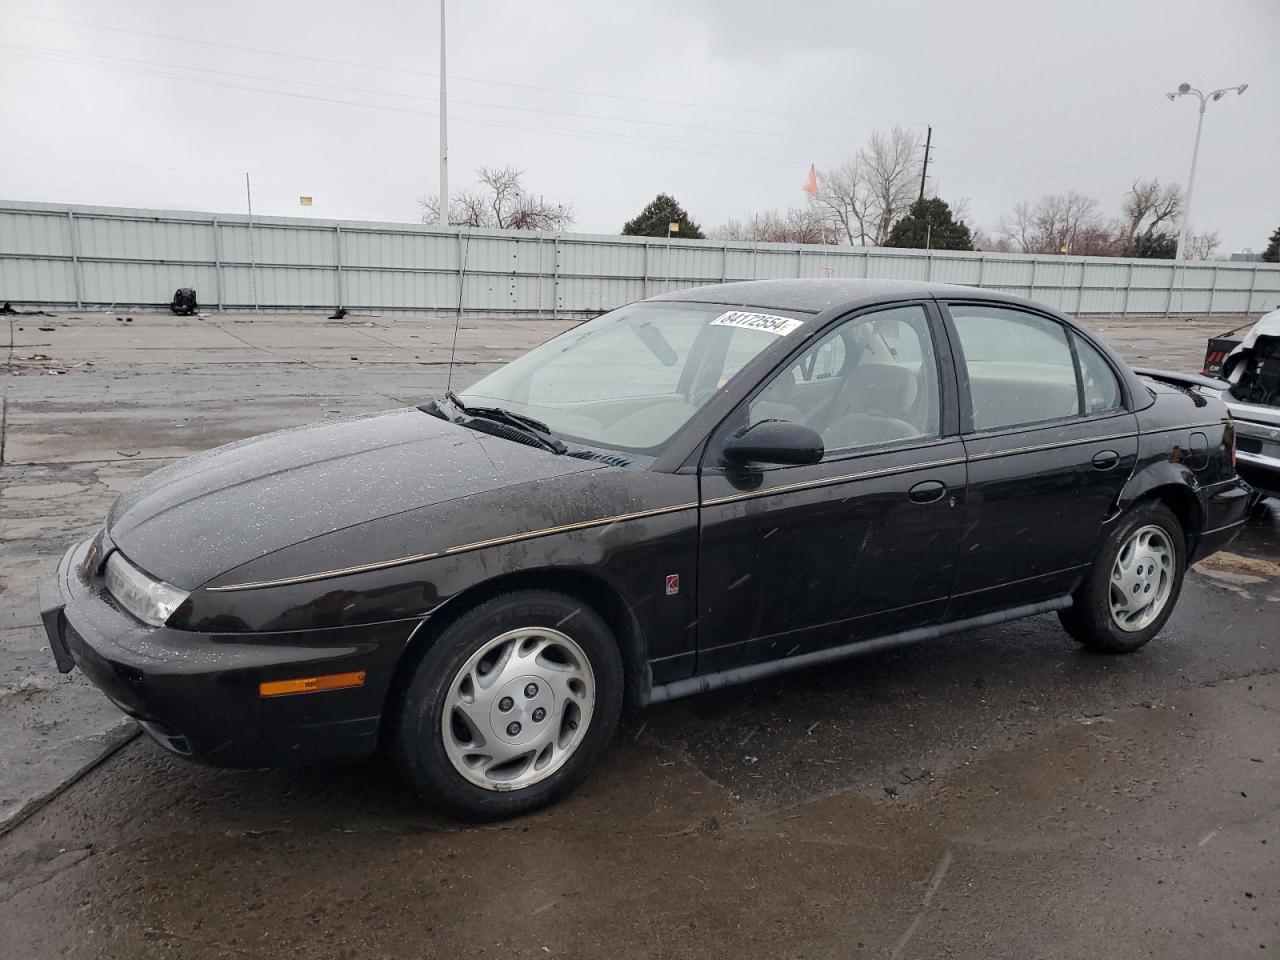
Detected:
[
  {"left": 438, "top": 0, "right": 449, "bottom": 227},
  {"left": 917, "top": 125, "right": 932, "bottom": 202},
  {"left": 244, "top": 172, "right": 259, "bottom": 313}
]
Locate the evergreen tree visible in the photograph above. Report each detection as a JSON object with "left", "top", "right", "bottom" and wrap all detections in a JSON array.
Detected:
[
  {"left": 621, "top": 194, "right": 704, "bottom": 239},
  {"left": 885, "top": 197, "right": 972, "bottom": 251},
  {"left": 1128, "top": 232, "right": 1177, "bottom": 259},
  {"left": 1263, "top": 225, "right": 1280, "bottom": 263}
]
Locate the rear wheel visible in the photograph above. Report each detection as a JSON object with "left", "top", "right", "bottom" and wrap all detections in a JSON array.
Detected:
[
  {"left": 1058, "top": 500, "right": 1186, "bottom": 653},
  {"left": 390, "top": 590, "right": 623, "bottom": 820}
]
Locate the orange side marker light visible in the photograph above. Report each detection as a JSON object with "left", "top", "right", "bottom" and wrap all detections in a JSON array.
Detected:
[{"left": 259, "top": 671, "right": 366, "bottom": 698}]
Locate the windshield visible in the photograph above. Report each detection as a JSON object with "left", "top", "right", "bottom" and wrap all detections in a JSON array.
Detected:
[{"left": 457, "top": 301, "right": 809, "bottom": 452}]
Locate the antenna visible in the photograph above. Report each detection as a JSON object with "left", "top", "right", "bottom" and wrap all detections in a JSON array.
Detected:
[{"left": 445, "top": 228, "right": 471, "bottom": 391}]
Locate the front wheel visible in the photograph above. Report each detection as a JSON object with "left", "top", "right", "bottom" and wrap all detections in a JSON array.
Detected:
[
  {"left": 390, "top": 590, "right": 623, "bottom": 820},
  {"left": 1058, "top": 500, "right": 1186, "bottom": 654}
]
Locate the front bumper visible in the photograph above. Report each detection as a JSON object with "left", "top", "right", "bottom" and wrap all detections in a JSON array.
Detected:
[{"left": 39, "top": 537, "right": 417, "bottom": 767}]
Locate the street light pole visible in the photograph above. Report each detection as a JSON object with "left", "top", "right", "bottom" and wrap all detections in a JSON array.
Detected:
[
  {"left": 1177, "top": 100, "right": 1206, "bottom": 264},
  {"left": 1167, "top": 81, "right": 1247, "bottom": 261},
  {"left": 439, "top": 0, "right": 449, "bottom": 227}
]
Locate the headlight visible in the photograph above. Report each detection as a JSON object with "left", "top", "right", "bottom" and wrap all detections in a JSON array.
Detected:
[{"left": 103, "top": 551, "right": 190, "bottom": 627}]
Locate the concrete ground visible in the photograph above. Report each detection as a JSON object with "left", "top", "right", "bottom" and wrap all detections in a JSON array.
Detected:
[{"left": 1, "top": 308, "right": 1277, "bottom": 959}]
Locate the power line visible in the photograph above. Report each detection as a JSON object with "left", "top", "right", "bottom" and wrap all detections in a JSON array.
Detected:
[
  {"left": 8, "top": 6, "right": 1268, "bottom": 188},
  {"left": 0, "top": 41, "right": 902, "bottom": 151},
  {"left": 0, "top": 10, "right": 920, "bottom": 129},
  {"left": 8, "top": 41, "right": 1272, "bottom": 203},
  {"left": 4, "top": 47, "right": 846, "bottom": 169}
]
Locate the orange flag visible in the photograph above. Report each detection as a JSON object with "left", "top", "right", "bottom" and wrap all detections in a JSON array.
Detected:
[{"left": 803, "top": 163, "right": 818, "bottom": 197}]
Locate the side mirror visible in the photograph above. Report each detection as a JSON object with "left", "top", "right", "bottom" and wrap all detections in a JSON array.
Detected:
[{"left": 722, "top": 420, "right": 824, "bottom": 466}]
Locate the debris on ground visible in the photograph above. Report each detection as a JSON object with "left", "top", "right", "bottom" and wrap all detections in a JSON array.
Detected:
[
  {"left": 0, "top": 301, "right": 54, "bottom": 316},
  {"left": 1197, "top": 551, "right": 1280, "bottom": 579},
  {"left": 169, "top": 288, "right": 198, "bottom": 316},
  {"left": 0, "top": 675, "right": 58, "bottom": 697},
  {"left": 329, "top": 307, "right": 349, "bottom": 319}
]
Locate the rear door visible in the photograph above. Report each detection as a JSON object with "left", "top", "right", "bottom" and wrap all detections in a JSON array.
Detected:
[
  {"left": 941, "top": 302, "right": 1139, "bottom": 618},
  {"left": 695, "top": 301, "right": 967, "bottom": 671}
]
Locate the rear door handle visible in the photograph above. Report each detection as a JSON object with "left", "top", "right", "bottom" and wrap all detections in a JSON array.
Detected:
[
  {"left": 908, "top": 479, "right": 947, "bottom": 504},
  {"left": 1092, "top": 450, "right": 1120, "bottom": 471}
]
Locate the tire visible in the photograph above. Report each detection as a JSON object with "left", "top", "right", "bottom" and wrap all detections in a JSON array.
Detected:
[
  {"left": 1058, "top": 500, "right": 1186, "bottom": 654},
  {"left": 390, "top": 590, "right": 623, "bottom": 820}
]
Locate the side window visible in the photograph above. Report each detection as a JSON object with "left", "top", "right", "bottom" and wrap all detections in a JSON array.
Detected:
[
  {"left": 747, "top": 305, "right": 940, "bottom": 454},
  {"left": 950, "top": 305, "right": 1081, "bottom": 430},
  {"left": 1073, "top": 333, "right": 1123, "bottom": 414}
]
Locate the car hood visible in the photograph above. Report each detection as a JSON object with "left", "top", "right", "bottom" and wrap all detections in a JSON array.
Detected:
[{"left": 106, "top": 408, "right": 601, "bottom": 590}]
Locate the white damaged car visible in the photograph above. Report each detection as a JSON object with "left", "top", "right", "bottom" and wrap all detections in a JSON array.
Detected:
[{"left": 1140, "top": 307, "right": 1280, "bottom": 502}]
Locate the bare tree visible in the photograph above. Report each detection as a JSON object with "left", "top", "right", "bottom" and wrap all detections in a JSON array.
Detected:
[
  {"left": 815, "top": 158, "right": 875, "bottom": 246},
  {"left": 997, "top": 200, "right": 1038, "bottom": 253},
  {"left": 861, "top": 126, "right": 923, "bottom": 245},
  {"left": 1070, "top": 223, "right": 1125, "bottom": 257},
  {"left": 816, "top": 125, "right": 923, "bottom": 246},
  {"left": 948, "top": 195, "right": 972, "bottom": 226},
  {"left": 1122, "top": 179, "right": 1181, "bottom": 246},
  {"left": 419, "top": 165, "right": 574, "bottom": 230},
  {"left": 970, "top": 226, "right": 1014, "bottom": 252},
  {"left": 998, "top": 191, "right": 1116, "bottom": 254},
  {"left": 713, "top": 206, "right": 836, "bottom": 244},
  {"left": 1185, "top": 230, "right": 1221, "bottom": 260}
]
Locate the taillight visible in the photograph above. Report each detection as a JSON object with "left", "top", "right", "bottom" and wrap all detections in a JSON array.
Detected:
[{"left": 1225, "top": 421, "right": 1237, "bottom": 470}]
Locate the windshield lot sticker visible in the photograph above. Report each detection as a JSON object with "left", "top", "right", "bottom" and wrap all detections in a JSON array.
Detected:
[{"left": 710, "top": 311, "right": 804, "bottom": 336}]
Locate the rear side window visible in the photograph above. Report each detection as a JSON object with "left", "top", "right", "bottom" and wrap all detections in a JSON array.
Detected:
[
  {"left": 950, "top": 305, "right": 1080, "bottom": 430},
  {"left": 1073, "top": 333, "right": 1122, "bottom": 414}
]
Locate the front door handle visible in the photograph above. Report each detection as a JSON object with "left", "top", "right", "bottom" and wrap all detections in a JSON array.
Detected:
[
  {"left": 908, "top": 479, "right": 947, "bottom": 504},
  {"left": 1092, "top": 450, "right": 1120, "bottom": 471}
]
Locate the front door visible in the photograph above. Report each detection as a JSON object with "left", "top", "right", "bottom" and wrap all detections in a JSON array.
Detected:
[{"left": 695, "top": 302, "right": 966, "bottom": 672}]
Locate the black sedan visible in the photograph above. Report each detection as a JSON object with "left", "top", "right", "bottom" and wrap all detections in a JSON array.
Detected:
[{"left": 40, "top": 280, "right": 1251, "bottom": 819}]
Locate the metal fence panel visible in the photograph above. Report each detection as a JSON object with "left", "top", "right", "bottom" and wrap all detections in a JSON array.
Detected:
[
  {"left": 0, "top": 209, "right": 71, "bottom": 256},
  {"left": 3, "top": 200, "right": 1279, "bottom": 317}
]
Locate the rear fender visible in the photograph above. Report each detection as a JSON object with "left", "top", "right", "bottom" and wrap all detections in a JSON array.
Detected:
[{"left": 1113, "top": 462, "right": 1205, "bottom": 543}]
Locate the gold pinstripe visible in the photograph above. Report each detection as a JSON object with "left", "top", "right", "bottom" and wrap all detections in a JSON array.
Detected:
[
  {"left": 439, "top": 502, "right": 699, "bottom": 554},
  {"left": 1139, "top": 421, "right": 1229, "bottom": 434},
  {"left": 965, "top": 431, "right": 1136, "bottom": 461},
  {"left": 205, "top": 501, "right": 699, "bottom": 593},
  {"left": 701, "top": 455, "right": 967, "bottom": 507}
]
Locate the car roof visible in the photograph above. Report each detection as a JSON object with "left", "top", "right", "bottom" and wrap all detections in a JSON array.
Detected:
[{"left": 649, "top": 278, "right": 1034, "bottom": 315}]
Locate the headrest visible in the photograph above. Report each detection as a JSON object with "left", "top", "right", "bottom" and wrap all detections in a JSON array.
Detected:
[{"left": 844, "top": 363, "right": 918, "bottom": 417}]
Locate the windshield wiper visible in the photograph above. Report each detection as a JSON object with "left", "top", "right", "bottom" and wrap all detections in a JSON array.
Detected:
[{"left": 443, "top": 391, "right": 567, "bottom": 454}]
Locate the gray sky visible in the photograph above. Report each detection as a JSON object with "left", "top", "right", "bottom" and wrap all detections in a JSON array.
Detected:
[{"left": 2, "top": 0, "right": 1277, "bottom": 252}]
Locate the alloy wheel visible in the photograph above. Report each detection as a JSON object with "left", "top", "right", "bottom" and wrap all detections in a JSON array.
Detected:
[
  {"left": 441, "top": 627, "right": 595, "bottom": 790},
  {"left": 1108, "top": 524, "right": 1175, "bottom": 632}
]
